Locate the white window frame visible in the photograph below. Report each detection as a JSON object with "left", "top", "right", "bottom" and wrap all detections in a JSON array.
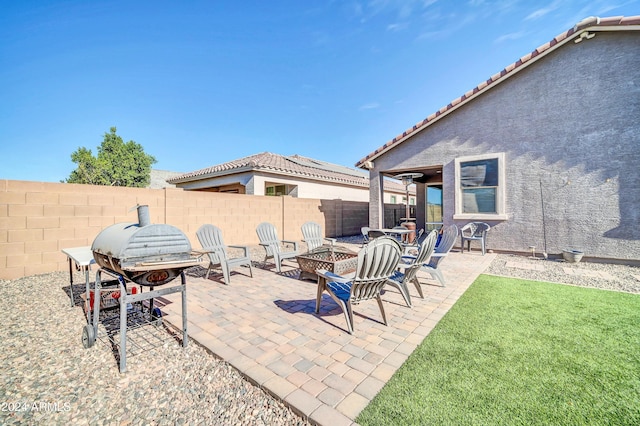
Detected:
[
  {"left": 454, "top": 152, "right": 508, "bottom": 220},
  {"left": 265, "top": 183, "right": 296, "bottom": 197}
]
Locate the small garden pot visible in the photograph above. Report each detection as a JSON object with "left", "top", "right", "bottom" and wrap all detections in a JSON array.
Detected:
[{"left": 563, "top": 249, "right": 584, "bottom": 263}]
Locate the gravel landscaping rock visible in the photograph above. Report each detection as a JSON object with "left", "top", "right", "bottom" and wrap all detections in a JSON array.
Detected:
[
  {"left": 485, "top": 253, "right": 640, "bottom": 294},
  {"left": 0, "top": 271, "right": 309, "bottom": 426}
]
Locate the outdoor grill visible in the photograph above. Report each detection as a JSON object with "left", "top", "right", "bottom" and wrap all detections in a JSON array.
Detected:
[
  {"left": 91, "top": 205, "right": 200, "bottom": 285},
  {"left": 83, "top": 205, "right": 202, "bottom": 373}
]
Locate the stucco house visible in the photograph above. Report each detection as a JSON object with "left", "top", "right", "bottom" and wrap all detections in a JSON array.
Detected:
[
  {"left": 356, "top": 15, "right": 640, "bottom": 262},
  {"left": 168, "top": 151, "right": 416, "bottom": 204}
]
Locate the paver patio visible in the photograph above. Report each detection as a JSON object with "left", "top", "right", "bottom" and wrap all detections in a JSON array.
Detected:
[{"left": 162, "top": 250, "right": 495, "bottom": 426}]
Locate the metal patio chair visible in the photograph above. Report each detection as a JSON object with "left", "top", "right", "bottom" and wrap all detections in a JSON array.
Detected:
[
  {"left": 301, "top": 221, "right": 336, "bottom": 252},
  {"left": 315, "top": 236, "right": 402, "bottom": 334},
  {"left": 255, "top": 222, "right": 299, "bottom": 273},
  {"left": 196, "top": 224, "right": 253, "bottom": 285}
]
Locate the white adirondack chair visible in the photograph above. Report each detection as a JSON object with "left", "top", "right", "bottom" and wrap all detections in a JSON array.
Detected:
[{"left": 196, "top": 224, "right": 253, "bottom": 285}]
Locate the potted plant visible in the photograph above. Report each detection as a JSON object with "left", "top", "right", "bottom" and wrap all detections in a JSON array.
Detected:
[{"left": 562, "top": 249, "right": 584, "bottom": 263}]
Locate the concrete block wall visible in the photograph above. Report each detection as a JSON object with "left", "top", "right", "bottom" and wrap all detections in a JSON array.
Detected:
[
  {"left": 0, "top": 180, "right": 166, "bottom": 279},
  {"left": 339, "top": 201, "right": 370, "bottom": 237},
  {"left": 163, "top": 188, "right": 285, "bottom": 249},
  {"left": 1, "top": 180, "right": 370, "bottom": 280}
]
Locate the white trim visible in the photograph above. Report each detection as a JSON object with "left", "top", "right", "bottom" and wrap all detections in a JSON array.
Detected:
[
  {"left": 454, "top": 214, "right": 509, "bottom": 221},
  {"left": 454, "top": 152, "right": 507, "bottom": 220}
]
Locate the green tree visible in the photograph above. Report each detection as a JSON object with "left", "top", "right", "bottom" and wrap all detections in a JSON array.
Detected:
[{"left": 66, "top": 127, "right": 156, "bottom": 187}]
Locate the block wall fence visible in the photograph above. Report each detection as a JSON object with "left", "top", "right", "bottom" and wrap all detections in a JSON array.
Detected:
[{"left": 0, "top": 180, "right": 373, "bottom": 280}]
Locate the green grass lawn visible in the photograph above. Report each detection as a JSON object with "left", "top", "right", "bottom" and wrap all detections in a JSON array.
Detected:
[{"left": 357, "top": 275, "right": 640, "bottom": 425}]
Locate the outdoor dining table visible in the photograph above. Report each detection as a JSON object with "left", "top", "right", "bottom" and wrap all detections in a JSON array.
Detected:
[
  {"left": 370, "top": 228, "right": 411, "bottom": 235},
  {"left": 369, "top": 227, "right": 416, "bottom": 244},
  {"left": 371, "top": 227, "right": 412, "bottom": 239}
]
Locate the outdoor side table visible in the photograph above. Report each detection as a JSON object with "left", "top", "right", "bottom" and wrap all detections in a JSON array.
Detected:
[{"left": 61, "top": 246, "right": 95, "bottom": 310}]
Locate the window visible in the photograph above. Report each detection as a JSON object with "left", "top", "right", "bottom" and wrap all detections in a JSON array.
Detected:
[
  {"left": 390, "top": 195, "right": 397, "bottom": 203},
  {"left": 454, "top": 153, "right": 507, "bottom": 220},
  {"left": 265, "top": 183, "right": 296, "bottom": 197}
]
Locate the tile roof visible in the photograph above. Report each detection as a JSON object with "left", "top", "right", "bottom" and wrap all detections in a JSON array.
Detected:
[
  {"left": 168, "top": 152, "right": 371, "bottom": 187},
  {"left": 168, "top": 152, "right": 413, "bottom": 193},
  {"left": 355, "top": 15, "right": 640, "bottom": 168}
]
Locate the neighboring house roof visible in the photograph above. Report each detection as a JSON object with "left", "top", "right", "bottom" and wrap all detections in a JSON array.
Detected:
[
  {"left": 168, "top": 152, "right": 369, "bottom": 187},
  {"left": 167, "top": 151, "right": 414, "bottom": 194},
  {"left": 355, "top": 15, "right": 640, "bottom": 168},
  {"left": 169, "top": 152, "right": 369, "bottom": 187}
]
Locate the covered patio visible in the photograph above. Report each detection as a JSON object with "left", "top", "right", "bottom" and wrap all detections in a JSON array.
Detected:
[
  {"left": 375, "top": 166, "right": 446, "bottom": 235},
  {"left": 161, "top": 249, "right": 494, "bottom": 425}
]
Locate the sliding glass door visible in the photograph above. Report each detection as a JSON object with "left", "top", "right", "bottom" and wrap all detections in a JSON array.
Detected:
[{"left": 426, "top": 185, "right": 443, "bottom": 232}]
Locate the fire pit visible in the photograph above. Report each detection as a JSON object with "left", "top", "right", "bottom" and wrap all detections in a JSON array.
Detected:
[
  {"left": 83, "top": 205, "right": 204, "bottom": 373},
  {"left": 296, "top": 245, "right": 358, "bottom": 281}
]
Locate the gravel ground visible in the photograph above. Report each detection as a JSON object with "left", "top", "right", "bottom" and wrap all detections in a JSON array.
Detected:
[
  {"left": 484, "top": 253, "right": 640, "bottom": 294},
  {"left": 0, "top": 270, "right": 310, "bottom": 426},
  {"left": 1, "top": 238, "right": 638, "bottom": 425}
]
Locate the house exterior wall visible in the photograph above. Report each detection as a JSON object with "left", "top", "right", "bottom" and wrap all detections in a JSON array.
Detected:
[
  {"left": 382, "top": 190, "right": 415, "bottom": 204},
  {"left": 237, "top": 173, "right": 372, "bottom": 201},
  {"left": 176, "top": 171, "right": 410, "bottom": 202},
  {"left": 176, "top": 172, "right": 253, "bottom": 191},
  {"left": 369, "top": 31, "right": 640, "bottom": 261},
  {"left": 0, "top": 179, "right": 372, "bottom": 280}
]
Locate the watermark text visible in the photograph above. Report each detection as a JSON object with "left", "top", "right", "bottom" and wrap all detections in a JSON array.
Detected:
[{"left": 1, "top": 401, "right": 71, "bottom": 413}]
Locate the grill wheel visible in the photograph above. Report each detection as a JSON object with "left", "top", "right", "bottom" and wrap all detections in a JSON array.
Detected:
[{"left": 82, "top": 324, "right": 96, "bottom": 348}]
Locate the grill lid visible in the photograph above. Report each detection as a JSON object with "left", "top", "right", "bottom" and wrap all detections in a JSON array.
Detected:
[
  {"left": 91, "top": 205, "right": 200, "bottom": 285},
  {"left": 91, "top": 222, "right": 192, "bottom": 267}
]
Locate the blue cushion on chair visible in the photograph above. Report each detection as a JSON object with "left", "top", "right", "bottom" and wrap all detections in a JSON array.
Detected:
[
  {"left": 389, "top": 270, "right": 404, "bottom": 282},
  {"left": 326, "top": 281, "right": 352, "bottom": 302}
]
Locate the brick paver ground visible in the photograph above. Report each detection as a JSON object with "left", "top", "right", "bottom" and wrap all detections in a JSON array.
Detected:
[{"left": 162, "top": 251, "right": 495, "bottom": 425}]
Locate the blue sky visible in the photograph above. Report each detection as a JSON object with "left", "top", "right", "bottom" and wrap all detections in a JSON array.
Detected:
[{"left": 1, "top": 0, "right": 638, "bottom": 182}]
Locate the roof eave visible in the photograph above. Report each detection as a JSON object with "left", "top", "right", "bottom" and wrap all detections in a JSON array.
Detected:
[
  {"left": 172, "top": 165, "right": 368, "bottom": 188},
  {"left": 259, "top": 168, "right": 369, "bottom": 188},
  {"left": 168, "top": 165, "right": 255, "bottom": 183}
]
